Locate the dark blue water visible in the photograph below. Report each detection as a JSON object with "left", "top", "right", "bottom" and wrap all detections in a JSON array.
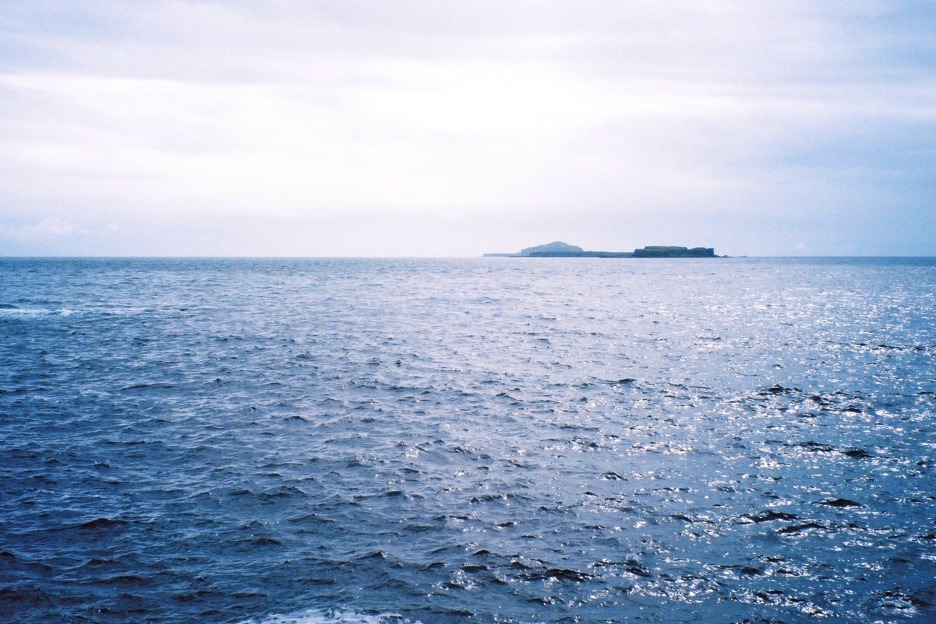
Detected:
[{"left": 1, "top": 257, "right": 934, "bottom": 624}]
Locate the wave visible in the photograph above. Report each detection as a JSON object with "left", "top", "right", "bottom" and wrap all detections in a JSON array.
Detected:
[
  {"left": 242, "top": 608, "right": 421, "bottom": 624},
  {"left": 0, "top": 306, "right": 89, "bottom": 318}
]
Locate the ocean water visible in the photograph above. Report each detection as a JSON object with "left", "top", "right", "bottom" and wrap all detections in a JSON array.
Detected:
[{"left": 1, "top": 257, "right": 934, "bottom": 624}]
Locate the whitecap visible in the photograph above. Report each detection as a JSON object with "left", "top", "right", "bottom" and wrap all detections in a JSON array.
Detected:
[
  {"left": 241, "top": 608, "right": 419, "bottom": 624},
  {"left": 0, "top": 306, "right": 53, "bottom": 317}
]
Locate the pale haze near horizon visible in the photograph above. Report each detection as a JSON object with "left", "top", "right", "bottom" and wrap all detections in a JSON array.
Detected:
[{"left": 1, "top": 1, "right": 934, "bottom": 257}]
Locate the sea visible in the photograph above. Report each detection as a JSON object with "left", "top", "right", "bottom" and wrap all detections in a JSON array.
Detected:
[{"left": 1, "top": 257, "right": 934, "bottom": 624}]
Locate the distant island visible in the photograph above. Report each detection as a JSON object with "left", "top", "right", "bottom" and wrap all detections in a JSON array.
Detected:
[{"left": 484, "top": 241, "right": 718, "bottom": 258}]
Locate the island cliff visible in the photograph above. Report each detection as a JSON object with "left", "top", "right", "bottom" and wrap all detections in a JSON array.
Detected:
[{"left": 484, "top": 242, "right": 718, "bottom": 258}]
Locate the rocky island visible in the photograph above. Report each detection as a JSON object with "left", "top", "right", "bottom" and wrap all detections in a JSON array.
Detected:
[{"left": 484, "top": 241, "right": 718, "bottom": 258}]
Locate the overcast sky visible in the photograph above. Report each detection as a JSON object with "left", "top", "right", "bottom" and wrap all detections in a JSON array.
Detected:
[{"left": 1, "top": 1, "right": 934, "bottom": 256}]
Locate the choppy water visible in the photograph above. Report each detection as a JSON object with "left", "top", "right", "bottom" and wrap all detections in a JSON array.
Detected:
[{"left": 1, "top": 257, "right": 934, "bottom": 624}]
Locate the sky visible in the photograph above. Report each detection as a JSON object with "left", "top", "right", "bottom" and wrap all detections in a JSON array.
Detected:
[{"left": 1, "top": 1, "right": 934, "bottom": 257}]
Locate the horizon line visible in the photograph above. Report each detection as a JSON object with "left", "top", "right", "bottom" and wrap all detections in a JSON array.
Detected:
[{"left": 2, "top": 254, "right": 935, "bottom": 260}]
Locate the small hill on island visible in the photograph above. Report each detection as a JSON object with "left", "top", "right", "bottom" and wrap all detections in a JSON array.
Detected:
[{"left": 520, "top": 241, "right": 584, "bottom": 256}]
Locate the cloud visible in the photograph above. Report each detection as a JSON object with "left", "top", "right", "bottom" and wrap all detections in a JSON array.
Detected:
[
  {"left": 0, "top": 1, "right": 934, "bottom": 255},
  {"left": 0, "top": 216, "right": 80, "bottom": 240}
]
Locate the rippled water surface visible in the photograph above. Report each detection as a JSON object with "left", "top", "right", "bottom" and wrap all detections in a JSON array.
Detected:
[{"left": 1, "top": 257, "right": 934, "bottom": 623}]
